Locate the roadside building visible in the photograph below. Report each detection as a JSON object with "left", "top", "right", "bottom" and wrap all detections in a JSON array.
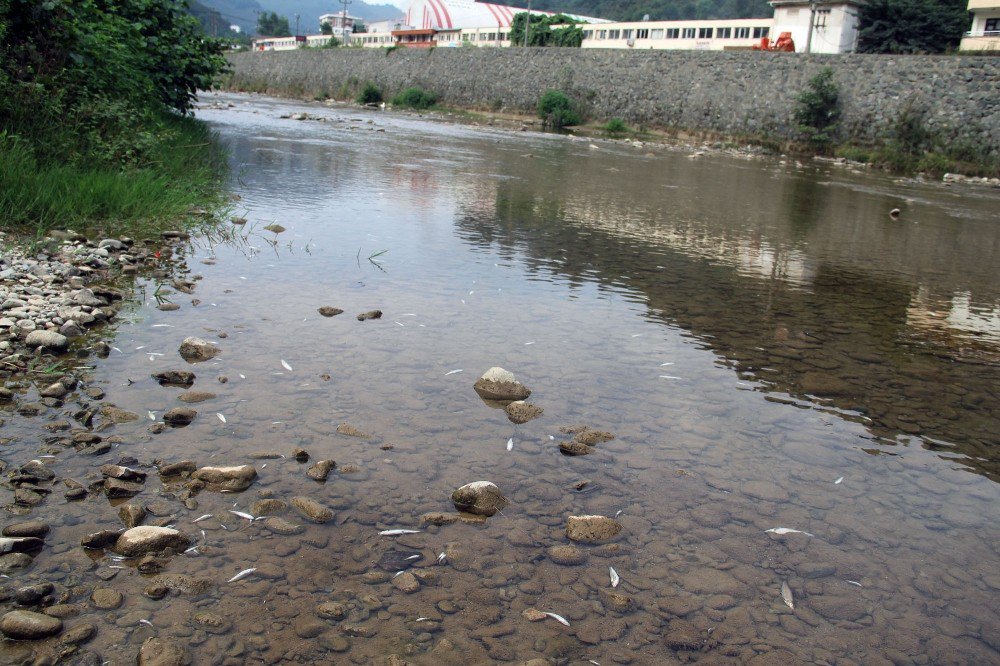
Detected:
[
  {"left": 770, "top": 0, "right": 865, "bottom": 54},
  {"left": 579, "top": 19, "right": 773, "bottom": 50},
  {"left": 960, "top": 0, "right": 1000, "bottom": 51},
  {"left": 320, "top": 13, "right": 361, "bottom": 44}
]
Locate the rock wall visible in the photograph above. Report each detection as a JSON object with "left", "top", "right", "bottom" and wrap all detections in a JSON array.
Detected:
[{"left": 224, "top": 49, "right": 1000, "bottom": 153}]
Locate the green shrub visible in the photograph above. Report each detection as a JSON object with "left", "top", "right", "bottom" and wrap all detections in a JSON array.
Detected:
[
  {"left": 603, "top": 118, "right": 629, "bottom": 135},
  {"left": 537, "top": 90, "right": 581, "bottom": 128},
  {"left": 391, "top": 87, "right": 438, "bottom": 110},
  {"left": 793, "top": 68, "right": 840, "bottom": 152},
  {"left": 357, "top": 83, "right": 383, "bottom": 105}
]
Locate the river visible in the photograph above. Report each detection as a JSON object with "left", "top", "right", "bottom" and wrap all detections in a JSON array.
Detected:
[{"left": 1, "top": 91, "right": 998, "bottom": 664}]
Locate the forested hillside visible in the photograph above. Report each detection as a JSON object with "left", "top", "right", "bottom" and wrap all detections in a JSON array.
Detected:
[{"left": 508, "top": 0, "right": 772, "bottom": 21}]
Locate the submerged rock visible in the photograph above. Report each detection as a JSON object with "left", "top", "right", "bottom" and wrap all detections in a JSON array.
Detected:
[
  {"left": 336, "top": 423, "right": 371, "bottom": 439},
  {"left": 0, "top": 536, "right": 44, "bottom": 555},
  {"left": 504, "top": 401, "right": 543, "bottom": 424},
  {"left": 566, "top": 515, "right": 622, "bottom": 543},
  {"left": 152, "top": 370, "right": 195, "bottom": 387},
  {"left": 178, "top": 391, "right": 215, "bottom": 403},
  {"left": 191, "top": 465, "right": 257, "bottom": 492},
  {"left": 548, "top": 545, "right": 587, "bottom": 565},
  {"left": 356, "top": 310, "right": 382, "bottom": 321},
  {"left": 306, "top": 460, "right": 336, "bottom": 481},
  {"left": 178, "top": 337, "right": 219, "bottom": 363},
  {"left": 263, "top": 224, "right": 286, "bottom": 234},
  {"left": 0, "top": 610, "right": 62, "bottom": 640},
  {"left": 163, "top": 407, "right": 196, "bottom": 427},
  {"left": 318, "top": 306, "right": 344, "bottom": 317},
  {"left": 138, "top": 637, "right": 188, "bottom": 666},
  {"left": 291, "top": 497, "right": 334, "bottom": 523},
  {"left": 158, "top": 460, "right": 197, "bottom": 477},
  {"left": 558, "top": 441, "right": 595, "bottom": 456},
  {"left": 114, "top": 526, "right": 191, "bottom": 557},
  {"left": 451, "top": 481, "right": 508, "bottom": 517},
  {"left": 473, "top": 367, "right": 531, "bottom": 402}
]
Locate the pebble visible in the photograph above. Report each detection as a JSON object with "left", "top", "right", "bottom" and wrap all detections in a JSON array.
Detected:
[
  {"left": 318, "top": 306, "right": 344, "bottom": 317},
  {"left": 90, "top": 588, "right": 123, "bottom": 610}
]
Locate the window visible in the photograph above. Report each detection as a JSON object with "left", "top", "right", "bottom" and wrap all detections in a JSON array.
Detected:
[
  {"left": 815, "top": 8, "right": 830, "bottom": 29},
  {"left": 636, "top": 28, "right": 649, "bottom": 39},
  {"left": 583, "top": 30, "right": 593, "bottom": 39},
  {"left": 598, "top": 30, "right": 606, "bottom": 39},
  {"left": 717, "top": 27, "right": 731, "bottom": 38},
  {"left": 985, "top": 18, "right": 998, "bottom": 32},
  {"left": 698, "top": 27, "right": 713, "bottom": 39},
  {"left": 753, "top": 26, "right": 769, "bottom": 38},
  {"left": 650, "top": 29, "right": 663, "bottom": 39},
  {"left": 666, "top": 28, "right": 680, "bottom": 39},
  {"left": 682, "top": 27, "right": 695, "bottom": 39},
  {"left": 609, "top": 29, "right": 620, "bottom": 39},
  {"left": 735, "top": 26, "right": 750, "bottom": 39},
  {"left": 622, "top": 29, "right": 632, "bottom": 39}
]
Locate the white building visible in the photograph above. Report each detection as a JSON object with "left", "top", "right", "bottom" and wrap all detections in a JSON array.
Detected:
[
  {"left": 320, "top": 13, "right": 361, "bottom": 44},
  {"left": 770, "top": 0, "right": 864, "bottom": 54},
  {"left": 579, "top": 18, "right": 773, "bottom": 51},
  {"left": 960, "top": 0, "right": 1000, "bottom": 51}
]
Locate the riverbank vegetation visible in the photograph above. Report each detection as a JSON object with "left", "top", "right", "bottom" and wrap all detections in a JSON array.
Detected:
[{"left": 0, "top": 0, "right": 230, "bottom": 236}]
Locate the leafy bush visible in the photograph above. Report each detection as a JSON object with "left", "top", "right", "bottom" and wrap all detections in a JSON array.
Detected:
[
  {"left": 357, "top": 83, "right": 383, "bottom": 105},
  {"left": 793, "top": 68, "right": 839, "bottom": 152},
  {"left": 537, "top": 90, "right": 581, "bottom": 128},
  {"left": 603, "top": 118, "right": 629, "bottom": 135},
  {"left": 391, "top": 87, "right": 438, "bottom": 110}
]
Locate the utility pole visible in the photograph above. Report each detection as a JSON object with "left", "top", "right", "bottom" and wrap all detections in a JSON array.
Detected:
[
  {"left": 295, "top": 13, "right": 300, "bottom": 37},
  {"left": 340, "top": 0, "right": 352, "bottom": 45},
  {"left": 524, "top": 0, "right": 532, "bottom": 47},
  {"left": 805, "top": 0, "right": 817, "bottom": 54}
]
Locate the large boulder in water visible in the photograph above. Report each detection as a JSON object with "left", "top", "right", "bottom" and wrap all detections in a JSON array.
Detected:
[
  {"left": 178, "top": 337, "right": 219, "bottom": 363},
  {"left": 0, "top": 610, "right": 62, "bottom": 640},
  {"left": 473, "top": 367, "right": 531, "bottom": 402},
  {"left": 192, "top": 465, "right": 257, "bottom": 492},
  {"left": 566, "top": 515, "right": 622, "bottom": 543},
  {"left": 113, "top": 526, "right": 191, "bottom": 557},
  {"left": 451, "top": 481, "right": 508, "bottom": 517}
]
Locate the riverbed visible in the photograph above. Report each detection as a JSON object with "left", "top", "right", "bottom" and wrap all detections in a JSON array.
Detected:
[{"left": 1, "top": 91, "right": 998, "bottom": 665}]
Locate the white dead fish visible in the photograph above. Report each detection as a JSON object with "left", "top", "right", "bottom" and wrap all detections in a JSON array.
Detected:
[
  {"left": 660, "top": 362, "right": 675, "bottom": 366},
  {"left": 766, "top": 528, "right": 814, "bottom": 537},
  {"left": 227, "top": 568, "right": 256, "bottom": 582},
  {"left": 405, "top": 554, "right": 421, "bottom": 561},
  {"left": 609, "top": 566, "right": 620, "bottom": 588},
  {"left": 147, "top": 411, "right": 156, "bottom": 421},
  {"left": 846, "top": 580, "right": 862, "bottom": 587},
  {"left": 112, "top": 347, "right": 123, "bottom": 354},
  {"left": 183, "top": 546, "right": 199, "bottom": 555},
  {"left": 261, "top": 463, "right": 267, "bottom": 469},
  {"left": 445, "top": 369, "right": 463, "bottom": 376},
  {"left": 394, "top": 321, "right": 404, "bottom": 327},
  {"left": 217, "top": 413, "right": 227, "bottom": 424},
  {"left": 415, "top": 617, "right": 430, "bottom": 622},
  {"left": 780, "top": 581, "right": 794, "bottom": 609},
  {"left": 136, "top": 346, "right": 146, "bottom": 350},
  {"left": 631, "top": 334, "right": 642, "bottom": 338},
  {"left": 281, "top": 359, "right": 292, "bottom": 371},
  {"left": 239, "top": 374, "right": 246, "bottom": 379},
  {"left": 834, "top": 476, "right": 844, "bottom": 484},
  {"left": 614, "top": 509, "right": 623, "bottom": 517},
  {"left": 506, "top": 437, "right": 514, "bottom": 451},
  {"left": 138, "top": 619, "right": 154, "bottom": 627},
  {"left": 659, "top": 375, "right": 681, "bottom": 380},
  {"left": 107, "top": 565, "right": 125, "bottom": 570},
  {"left": 379, "top": 529, "right": 421, "bottom": 536},
  {"left": 524, "top": 341, "right": 535, "bottom": 345},
  {"left": 393, "top": 571, "right": 404, "bottom": 577},
  {"left": 151, "top": 324, "right": 173, "bottom": 328},
  {"left": 229, "top": 510, "right": 255, "bottom": 521},
  {"left": 544, "top": 612, "right": 570, "bottom": 627},
  {"left": 192, "top": 514, "right": 213, "bottom": 523},
  {"left": 437, "top": 552, "right": 447, "bottom": 564}
]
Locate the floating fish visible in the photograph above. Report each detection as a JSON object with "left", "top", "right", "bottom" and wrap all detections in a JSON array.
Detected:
[
  {"left": 108, "top": 565, "right": 125, "bottom": 570},
  {"left": 660, "top": 362, "right": 675, "bottom": 366},
  {"left": 415, "top": 617, "right": 430, "bottom": 622},
  {"left": 846, "top": 580, "right": 862, "bottom": 587},
  {"left": 151, "top": 324, "right": 173, "bottom": 328},
  {"left": 507, "top": 437, "right": 514, "bottom": 452},
  {"left": 834, "top": 477, "right": 844, "bottom": 484},
  {"left": 261, "top": 463, "right": 267, "bottom": 469},
  {"left": 549, "top": 435, "right": 555, "bottom": 440},
  {"left": 766, "top": 528, "right": 814, "bottom": 537},
  {"left": 544, "top": 612, "right": 570, "bottom": 627},
  {"left": 437, "top": 552, "right": 447, "bottom": 564},
  {"left": 609, "top": 566, "right": 620, "bottom": 588},
  {"left": 614, "top": 509, "right": 623, "bottom": 517},
  {"left": 395, "top": 321, "right": 404, "bottom": 327},
  {"left": 136, "top": 346, "right": 146, "bottom": 350},
  {"left": 379, "top": 529, "right": 421, "bottom": 536},
  {"left": 405, "top": 554, "right": 421, "bottom": 561},
  {"left": 659, "top": 375, "right": 681, "bottom": 380},
  {"left": 780, "top": 581, "right": 794, "bottom": 609},
  {"left": 229, "top": 510, "right": 255, "bottom": 521},
  {"left": 227, "top": 568, "right": 256, "bottom": 582},
  {"left": 631, "top": 334, "right": 643, "bottom": 338},
  {"left": 147, "top": 411, "right": 156, "bottom": 421},
  {"left": 524, "top": 341, "right": 535, "bottom": 345},
  {"left": 112, "top": 347, "right": 123, "bottom": 354},
  {"left": 139, "top": 619, "right": 154, "bottom": 627},
  {"left": 217, "top": 413, "right": 227, "bottom": 424},
  {"left": 239, "top": 374, "right": 246, "bottom": 379},
  {"left": 444, "top": 369, "right": 463, "bottom": 376},
  {"left": 192, "top": 514, "right": 213, "bottom": 523},
  {"left": 281, "top": 359, "right": 292, "bottom": 371},
  {"left": 183, "top": 546, "right": 199, "bottom": 555}
]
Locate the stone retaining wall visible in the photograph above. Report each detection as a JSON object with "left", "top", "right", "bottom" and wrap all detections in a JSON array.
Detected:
[{"left": 224, "top": 49, "right": 1000, "bottom": 153}]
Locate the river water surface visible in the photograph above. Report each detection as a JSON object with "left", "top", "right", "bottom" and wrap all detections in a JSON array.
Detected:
[{"left": 3, "top": 92, "right": 999, "bottom": 665}]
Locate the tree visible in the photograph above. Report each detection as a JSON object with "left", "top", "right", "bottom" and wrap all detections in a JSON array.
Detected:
[
  {"left": 256, "top": 11, "right": 290, "bottom": 37},
  {"left": 353, "top": 21, "right": 367, "bottom": 33},
  {"left": 793, "top": 68, "right": 840, "bottom": 152},
  {"left": 320, "top": 22, "right": 332, "bottom": 35},
  {"left": 510, "top": 12, "right": 585, "bottom": 47},
  {"left": 857, "top": 0, "right": 969, "bottom": 54}
]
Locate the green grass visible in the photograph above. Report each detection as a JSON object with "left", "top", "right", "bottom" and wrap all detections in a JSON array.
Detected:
[
  {"left": 0, "top": 116, "right": 227, "bottom": 237},
  {"left": 391, "top": 87, "right": 438, "bottom": 110}
]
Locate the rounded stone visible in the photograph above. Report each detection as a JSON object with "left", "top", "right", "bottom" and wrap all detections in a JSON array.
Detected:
[
  {"left": 451, "top": 481, "right": 508, "bottom": 517},
  {"left": 91, "top": 588, "right": 123, "bottom": 610},
  {"left": 566, "top": 515, "right": 623, "bottom": 543},
  {"left": 0, "top": 610, "right": 63, "bottom": 640},
  {"left": 113, "top": 526, "right": 191, "bottom": 557},
  {"left": 548, "top": 545, "right": 587, "bottom": 565}
]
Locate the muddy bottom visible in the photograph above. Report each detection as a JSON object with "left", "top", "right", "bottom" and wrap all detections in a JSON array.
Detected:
[{"left": 0, "top": 92, "right": 997, "bottom": 665}]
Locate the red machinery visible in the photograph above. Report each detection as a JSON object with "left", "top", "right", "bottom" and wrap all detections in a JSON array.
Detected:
[{"left": 752, "top": 32, "right": 795, "bottom": 52}]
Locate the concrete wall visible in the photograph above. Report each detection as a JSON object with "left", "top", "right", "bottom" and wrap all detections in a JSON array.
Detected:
[{"left": 223, "top": 49, "right": 1000, "bottom": 153}]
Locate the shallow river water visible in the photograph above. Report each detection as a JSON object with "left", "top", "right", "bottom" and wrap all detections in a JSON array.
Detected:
[{"left": 2, "top": 92, "right": 999, "bottom": 665}]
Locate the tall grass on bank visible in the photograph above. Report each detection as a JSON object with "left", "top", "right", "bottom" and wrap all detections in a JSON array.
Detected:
[{"left": 0, "top": 116, "right": 227, "bottom": 237}]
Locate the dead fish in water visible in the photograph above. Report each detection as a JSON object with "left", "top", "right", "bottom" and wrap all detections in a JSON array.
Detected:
[
  {"left": 780, "top": 581, "right": 794, "bottom": 609},
  {"left": 506, "top": 437, "right": 514, "bottom": 451},
  {"left": 217, "top": 413, "right": 227, "bottom": 424},
  {"left": 229, "top": 510, "right": 256, "bottom": 521},
  {"left": 766, "top": 528, "right": 814, "bottom": 537},
  {"left": 609, "top": 566, "right": 620, "bottom": 588},
  {"left": 415, "top": 617, "right": 431, "bottom": 622},
  {"left": 405, "top": 554, "right": 421, "bottom": 561},
  {"left": 192, "top": 514, "right": 213, "bottom": 523},
  {"left": 437, "top": 552, "right": 447, "bottom": 564},
  {"left": 544, "top": 612, "right": 570, "bottom": 627},
  {"left": 280, "top": 359, "right": 292, "bottom": 371},
  {"left": 379, "top": 529, "right": 421, "bottom": 536},
  {"left": 147, "top": 411, "right": 156, "bottom": 421},
  {"left": 138, "top": 619, "right": 154, "bottom": 627},
  {"left": 227, "top": 568, "right": 256, "bottom": 582},
  {"left": 444, "top": 369, "right": 463, "bottom": 376},
  {"left": 834, "top": 476, "right": 844, "bottom": 484},
  {"left": 183, "top": 546, "right": 199, "bottom": 555},
  {"left": 846, "top": 580, "right": 862, "bottom": 587}
]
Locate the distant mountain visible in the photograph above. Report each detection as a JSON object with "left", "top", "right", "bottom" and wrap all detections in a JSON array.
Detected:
[
  {"left": 505, "top": 0, "right": 773, "bottom": 22},
  {"left": 197, "top": 0, "right": 403, "bottom": 35}
]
